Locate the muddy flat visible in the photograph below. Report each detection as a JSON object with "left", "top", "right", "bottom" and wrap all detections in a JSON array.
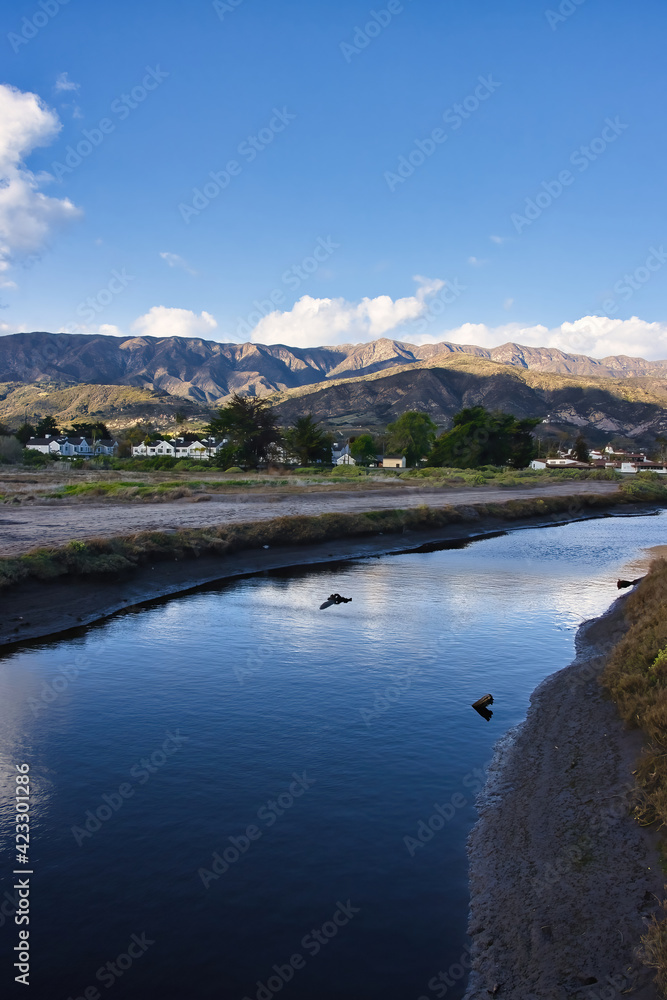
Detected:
[{"left": 0, "top": 480, "right": 620, "bottom": 557}]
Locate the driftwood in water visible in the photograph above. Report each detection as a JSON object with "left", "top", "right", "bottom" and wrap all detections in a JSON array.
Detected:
[
  {"left": 617, "top": 578, "right": 643, "bottom": 590},
  {"left": 472, "top": 694, "right": 494, "bottom": 721},
  {"left": 319, "top": 593, "right": 353, "bottom": 610}
]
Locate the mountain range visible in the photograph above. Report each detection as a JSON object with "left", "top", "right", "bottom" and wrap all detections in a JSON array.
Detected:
[
  {"left": 1, "top": 331, "right": 667, "bottom": 402},
  {"left": 0, "top": 332, "right": 666, "bottom": 438}
]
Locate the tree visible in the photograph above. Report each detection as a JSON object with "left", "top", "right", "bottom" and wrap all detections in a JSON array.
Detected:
[
  {"left": 386, "top": 412, "right": 437, "bottom": 467},
  {"left": 283, "top": 414, "right": 332, "bottom": 466},
  {"left": 15, "top": 422, "right": 35, "bottom": 445},
  {"left": 175, "top": 409, "right": 186, "bottom": 427},
  {"left": 35, "top": 415, "right": 59, "bottom": 437},
  {"left": 64, "top": 421, "right": 110, "bottom": 440},
  {"left": 429, "top": 407, "right": 540, "bottom": 469},
  {"left": 350, "top": 434, "right": 377, "bottom": 466},
  {"left": 0, "top": 435, "right": 23, "bottom": 465},
  {"left": 572, "top": 433, "right": 590, "bottom": 464},
  {"left": 207, "top": 393, "right": 281, "bottom": 468}
]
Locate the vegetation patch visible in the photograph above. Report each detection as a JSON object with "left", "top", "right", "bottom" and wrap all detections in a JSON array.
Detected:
[
  {"left": 601, "top": 558, "right": 667, "bottom": 993},
  {"left": 1, "top": 487, "right": 665, "bottom": 592}
]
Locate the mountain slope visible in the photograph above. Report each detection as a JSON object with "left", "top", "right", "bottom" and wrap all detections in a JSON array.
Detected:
[
  {"left": 268, "top": 354, "right": 667, "bottom": 437},
  {"left": 1, "top": 332, "right": 666, "bottom": 403}
]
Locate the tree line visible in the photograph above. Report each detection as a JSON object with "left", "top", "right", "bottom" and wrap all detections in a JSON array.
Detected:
[{"left": 206, "top": 395, "right": 541, "bottom": 469}]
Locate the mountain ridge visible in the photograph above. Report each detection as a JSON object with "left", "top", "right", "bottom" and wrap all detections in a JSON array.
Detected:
[{"left": 1, "top": 331, "right": 666, "bottom": 403}]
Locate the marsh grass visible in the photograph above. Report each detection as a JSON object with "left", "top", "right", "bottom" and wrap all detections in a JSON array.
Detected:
[
  {"left": 602, "top": 558, "right": 667, "bottom": 994},
  {"left": 2, "top": 488, "right": 665, "bottom": 592}
]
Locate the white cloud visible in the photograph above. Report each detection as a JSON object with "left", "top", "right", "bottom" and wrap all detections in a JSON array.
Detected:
[
  {"left": 503, "top": 298, "right": 514, "bottom": 310},
  {"left": 159, "top": 251, "right": 196, "bottom": 276},
  {"left": 130, "top": 306, "right": 217, "bottom": 340},
  {"left": 489, "top": 234, "right": 508, "bottom": 245},
  {"left": 412, "top": 315, "right": 667, "bottom": 361},
  {"left": 0, "top": 84, "right": 82, "bottom": 269},
  {"left": 468, "top": 256, "right": 488, "bottom": 267},
  {"left": 54, "top": 73, "right": 79, "bottom": 93},
  {"left": 250, "top": 276, "right": 444, "bottom": 347}
]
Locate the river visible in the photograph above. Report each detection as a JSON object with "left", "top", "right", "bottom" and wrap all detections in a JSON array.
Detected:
[{"left": 0, "top": 510, "right": 665, "bottom": 1000}]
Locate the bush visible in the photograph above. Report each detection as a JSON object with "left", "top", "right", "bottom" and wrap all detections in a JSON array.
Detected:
[
  {"left": 0, "top": 436, "right": 23, "bottom": 465},
  {"left": 330, "top": 465, "right": 368, "bottom": 477},
  {"left": 223, "top": 466, "right": 244, "bottom": 474}
]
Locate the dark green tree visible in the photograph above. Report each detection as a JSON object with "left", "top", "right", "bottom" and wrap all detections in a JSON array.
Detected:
[
  {"left": 350, "top": 433, "right": 377, "bottom": 466},
  {"left": 207, "top": 393, "right": 281, "bottom": 468},
  {"left": 429, "top": 407, "right": 539, "bottom": 469},
  {"left": 35, "top": 415, "right": 59, "bottom": 437},
  {"left": 64, "top": 421, "right": 111, "bottom": 440},
  {"left": 283, "top": 414, "right": 332, "bottom": 466},
  {"left": 572, "top": 434, "right": 590, "bottom": 463},
  {"left": 15, "top": 422, "right": 35, "bottom": 445},
  {"left": 386, "top": 412, "right": 437, "bottom": 466}
]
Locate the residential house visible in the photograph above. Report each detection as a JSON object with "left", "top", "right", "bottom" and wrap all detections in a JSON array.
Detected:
[
  {"left": 131, "top": 436, "right": 227, "bottom": 460},
  {"left": 26, "top": 435, "right": 118, "bottom": 458},
  {"left": 381, "top": 455, "right": 406, "bottom": 469}
]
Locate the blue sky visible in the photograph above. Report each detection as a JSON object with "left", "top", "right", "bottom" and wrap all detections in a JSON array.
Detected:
[{"left": 1, "top": 0, "right": 667, "bottom": 358}]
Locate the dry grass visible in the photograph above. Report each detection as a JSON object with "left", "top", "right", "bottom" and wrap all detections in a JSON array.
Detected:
[
  {"left": 0, "top": 488, "right": 663, "bottom": 592},
  {"left": 602, "top": 558, "right": 667, "bottom": 995}
]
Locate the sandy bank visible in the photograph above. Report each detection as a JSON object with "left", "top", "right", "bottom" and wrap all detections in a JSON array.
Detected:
[{"left": 464, "top": 596, "right": 664, "bottom": 1000}]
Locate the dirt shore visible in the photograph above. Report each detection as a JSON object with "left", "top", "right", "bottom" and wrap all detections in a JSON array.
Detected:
[
  {"left": 0, "top": 480, "right": 619, "bottom": 557},
  {"left": 464, "top": 595, "right": 664, "bottom": 1000}
]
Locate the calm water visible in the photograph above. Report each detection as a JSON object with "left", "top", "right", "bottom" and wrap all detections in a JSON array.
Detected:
[{"left": 0, "top": 511, "right": 666, "bottom": 1000}]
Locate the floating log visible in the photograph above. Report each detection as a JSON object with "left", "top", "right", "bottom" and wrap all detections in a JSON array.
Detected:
[
  {"left": 472, "top": 694, "right": 494, "bottom": 710},
  {"left": 617, "top": 578, "right": 643, "bottom": 589},
  {"left": 472, "top": 694, "right": 494, "bottom": 721}
]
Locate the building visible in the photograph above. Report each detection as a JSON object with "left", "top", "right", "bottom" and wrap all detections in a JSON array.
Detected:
[
  {"left": 131, "top": 436, "right": 227, "bottom": 460},
  {"left": 620, "top": 461, "right": 667, "bottom": 475},
  {"left": 381, "top": 455, "right": 406, "bottom": 469},
  {"left": 25, "top": 435, "right": 118, "bottom": 458}
]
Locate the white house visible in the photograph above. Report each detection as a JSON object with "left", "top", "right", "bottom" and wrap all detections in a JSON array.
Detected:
[
  {"left": 26, "top": 435, "right": 118, "bottom": 457},
  {"left": 131, "top": 436, "right": 227, "bottom": 460},
  {"left": 333, "top": 443, "right": 356, "bottom": 465},
  {"left": 381, "top": 455, "right": 406, "bottom": 469},
  {"left": 620, "top": 461, "right": 667, "bottom": 475}
]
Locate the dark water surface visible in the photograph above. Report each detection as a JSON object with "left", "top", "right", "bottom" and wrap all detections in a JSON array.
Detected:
[{"left": 1, "top": 511, "right": 665, "bottom": 1000}]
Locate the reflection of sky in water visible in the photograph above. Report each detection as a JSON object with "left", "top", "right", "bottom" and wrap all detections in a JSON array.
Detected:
[{"left": 0, "top": 510, "right": 665, "bottom": 1000}]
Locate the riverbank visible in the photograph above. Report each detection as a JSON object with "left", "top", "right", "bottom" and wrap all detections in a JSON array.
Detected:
[
  {"left": 464, "top": 587, "right": 664, "bottom": 999},
  {"left": 0, "top": 493, "right": 662, "bottom": 650}
]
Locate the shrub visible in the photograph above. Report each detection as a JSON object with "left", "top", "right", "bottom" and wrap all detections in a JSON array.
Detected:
[{"left": 0, "top": 436, "right": 23, "bottom": 465}]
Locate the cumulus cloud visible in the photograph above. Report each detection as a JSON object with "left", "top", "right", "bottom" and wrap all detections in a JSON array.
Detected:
[
  {"left": 250, "top": 276, "right": 445, "bottom": 347},
  {"left": 412, "top": 315, "right": 667, "bottom": 361},
  {"left": 130, "top": 306, "right": 217, "bottom": 340},
  {"left": 0, "top": 83, "right": 82, "bottom": 269},
  {"left": 159, "top": 251, "right": 196, "bottom": 275}
]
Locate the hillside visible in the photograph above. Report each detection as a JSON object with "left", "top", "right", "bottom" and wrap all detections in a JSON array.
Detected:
[
  {"left": 268, "top": 354, "right": 667, "bottom": 436},
  {"left": 0, "top": 382, "right": 207, "bottom": 431},
  {"left": 1, "top": 332, "right": 667, "bottom": 404}
]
